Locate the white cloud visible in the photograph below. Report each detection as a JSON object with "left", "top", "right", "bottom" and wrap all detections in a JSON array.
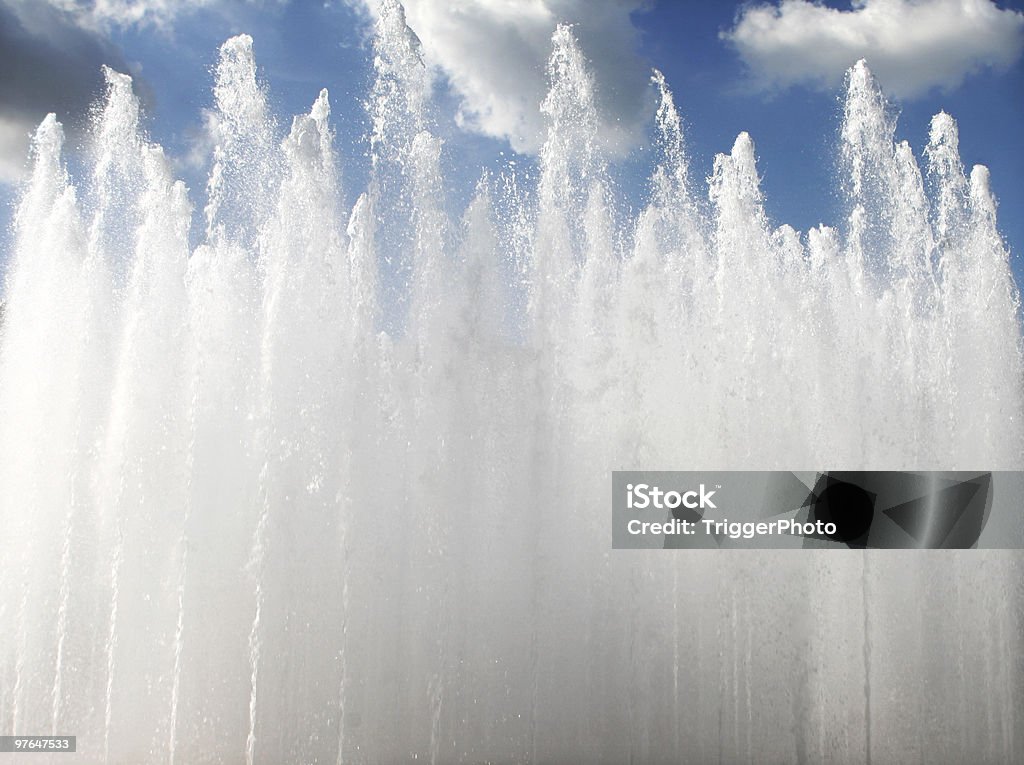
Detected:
[
  {"left": 2, "top": 0, "right": 651, "bottom": 179},
  {"left": 723, "top": 0, "right": 1024, "bottom": 99},
  {"left": 13, "top": 0, "right": 282, "bottom": 31},
  {"left": 0, "top": 116, "right": 33, "bottom": 185},
  {"left": 5, "top": 0, "right": 212, "bottom": 30},
  {"left": 0, "top": 0, "right": 137, "bottom": 186},
  {"left": 358, "top": 0, "right": 652, "bottom": 155},
  {"left": 0, "top": 0, "right": 273, "bottom": 186},
  {"left": 179, "top": 108, "right": 219, "bottom": 174}
]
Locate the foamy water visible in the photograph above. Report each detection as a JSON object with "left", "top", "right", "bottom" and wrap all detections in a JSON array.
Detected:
[{"left": 0, "top": 3, "right": 1021, "bottom": 762}]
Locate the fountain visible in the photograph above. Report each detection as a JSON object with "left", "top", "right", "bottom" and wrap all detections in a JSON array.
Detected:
[{"left": 1, "top": 2, "right": 1021, "bottom": 762}]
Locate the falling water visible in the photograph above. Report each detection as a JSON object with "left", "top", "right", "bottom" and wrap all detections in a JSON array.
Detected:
[{"left": 1, "top": 3, "right": 1022, "bottom": 763}]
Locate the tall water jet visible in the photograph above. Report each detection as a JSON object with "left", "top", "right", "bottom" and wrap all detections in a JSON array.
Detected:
[
  {"left": 0, "top": 113, "right": 89, "bottom": 745},
  {"left": 0, "top": 13, "right": 1022, "bottom": 765}
]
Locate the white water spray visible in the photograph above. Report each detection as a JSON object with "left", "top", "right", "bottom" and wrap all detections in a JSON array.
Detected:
[{"left": 1, "top": 7, "right": 1022, "bottom": 763}]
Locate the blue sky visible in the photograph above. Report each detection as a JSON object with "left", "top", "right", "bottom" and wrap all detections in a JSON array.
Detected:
[{"left": 1, "top": 0, "right": 1023, "bottom": 283}]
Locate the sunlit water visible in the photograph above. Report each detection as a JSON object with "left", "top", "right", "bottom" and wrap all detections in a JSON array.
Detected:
[{"left": 1, "top": 3, "right": 1022, "bottom": 763}]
